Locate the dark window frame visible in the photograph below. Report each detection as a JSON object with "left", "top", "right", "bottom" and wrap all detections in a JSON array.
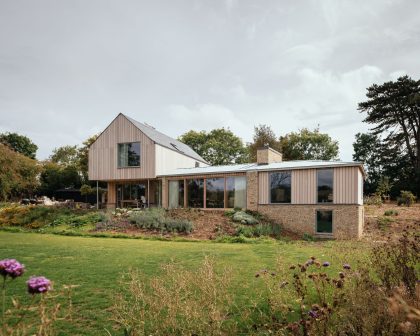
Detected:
[
  {"left": 269, "top": 171, "right": 292, "bottom": 204},
  {"left": 316, "top": 209, "right": 333, "bottom": 234},
  {"left": 117, "top": 142, "right": 141, "bottom": 168},
  {"left": 317, "top": 168, "right": 333, "bottom": 203}
]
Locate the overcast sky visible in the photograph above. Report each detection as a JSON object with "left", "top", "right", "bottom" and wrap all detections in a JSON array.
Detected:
[{"left": 0, "top": 0, "right": 419, "bottom": 161}]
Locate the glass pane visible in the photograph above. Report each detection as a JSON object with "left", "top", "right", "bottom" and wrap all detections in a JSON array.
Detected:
[
  {"left": 118, "top": 142, "right": 140, "bottom": 167},
  {"left": 206, "top": 178, "right": 225, "bottom": 208},
  {"left": 187, "top": 179, "right": 204, "bottom": 208},
  {"left": 226, "top": 176, "right": 247, "bottom": 209},
  {"left": 270, "top": 172, "right": 291, "bottom": 203},
  {"left": 169, "top": 180, "right": 184, "bottom": 209},
  {"left": 317, "top": 210, "right": 333, "bottom": 233},
  {"left": 317, "top": 169, "right": 333, "bottom": 203}
]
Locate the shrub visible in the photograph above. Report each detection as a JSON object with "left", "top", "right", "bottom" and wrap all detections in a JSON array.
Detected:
[
  {"left": 112, "top": 257, "right": 235, "bottom": 335},
  {"left": 232, "top": 211, "right": 259, "bottom": 225},
  {"left": 163, "top": 219, "right": 193, "bottom": 234},
  {"left": 302, "top": 232, "right": 315, "bottom": 241},
  {"left": 364, "top": 194, "right": 383, "bottom": 206},
  {"left": 397, "top": 191, "right": 417, "bottom": 207},
  {"left": 384, "top": 209, "right": 399, "bottom": 216}
]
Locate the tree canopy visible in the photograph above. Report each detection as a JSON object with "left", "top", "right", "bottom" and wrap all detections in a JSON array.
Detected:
[
  {"left": 279, "top": 128, "right": 339, "bottom": 161},
  {"left": 0, "top": 144, "right": 41, "bottom": 200},
  {"left": 358, "top": 75, "right": 420, "bottom": 195},
  {"left": 178, "top": 128, "right": 248, "bottom": 165},
  {"left": 247, "top": 124, "right": 281, "bottom": 162},
  {"left": 0, "top": 132, "right": 38, "bottom": 159}
]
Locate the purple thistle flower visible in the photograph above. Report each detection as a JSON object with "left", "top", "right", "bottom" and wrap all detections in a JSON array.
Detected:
[
  {"left": 26, "top": 276, "right": 51, "bottom": 295},
  {"left": 0, "top": 259, "right": 25, "bottom": 279},
  {"left": 343, "top": 263, "right": 351, "bottom": 270},
  {"left": 308, "top": 310, "right": 319, "bottom": 318},
  {"left": 322, "top": 262, "right": 330, "bottom": 267}
]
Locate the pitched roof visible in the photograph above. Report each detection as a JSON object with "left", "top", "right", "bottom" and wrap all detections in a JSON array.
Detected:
[
  {"left": 123, "top": 114, "right": 207, "bottom": 163},
  {"left": 159, "top": 160, "right": 365, "bottom": 177}
]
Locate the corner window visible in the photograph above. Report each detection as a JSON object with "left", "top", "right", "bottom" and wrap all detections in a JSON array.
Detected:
[
  {"left": 270, "top": 171, "right": 291, "bottom": 203},
  {"left": 118, "top": 142, "right": 140, "bottom": 167},
  {"left": 317, "top": 169, "right": 333, "bottom": 203},
  {"left": 316, "top": 210, "right": 333, "bottom": 233}
]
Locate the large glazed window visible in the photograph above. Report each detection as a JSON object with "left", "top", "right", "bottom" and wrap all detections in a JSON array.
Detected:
[
  {"left": 270, "top": 171, "right": 291, "bottom": 203},
  {"left": 317, "top": 169, "right": 333, "bottom": 203},
  {"left": 116, "top": 183, "right": 146, "bottom": 208},
  {"left": 118, "top": 142, "right": 140, "bottom": 167},
  {"left": 187, "top": 179, "right": 204, "bottom": 208},
  {"left": 226, "top": 176, "right": 246, "bottom": 209},
  {"left": 206, "top": 178, "right": 225, "bottom": 208},
  {"left": 316, "top": 210, "right": 333, "bottom": 233},
  {"left": 168, "top": 180, "right": 184, "bottom": 209}
]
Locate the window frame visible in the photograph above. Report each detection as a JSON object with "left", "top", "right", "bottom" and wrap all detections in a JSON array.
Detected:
[
  {"left": 316, "top": 168, "right": 334, "bottom": 204},
  {"left": 117, "top": 142, "right": 141, "bottom": 168},
  {"left": 269, "top": 171, "right": 292, "bottom": 204},
  {"left": 315, "top": 209, "right": 333, "bottom": 234}
]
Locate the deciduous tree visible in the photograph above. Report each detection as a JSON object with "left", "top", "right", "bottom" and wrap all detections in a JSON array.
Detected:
[{"left": 0, "top": 132, "right": 38, "bottom": 159}]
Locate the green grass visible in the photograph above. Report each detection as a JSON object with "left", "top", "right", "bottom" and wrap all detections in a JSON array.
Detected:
[{"left": 0, "top": 232, "right": 369, "bottom": 335}]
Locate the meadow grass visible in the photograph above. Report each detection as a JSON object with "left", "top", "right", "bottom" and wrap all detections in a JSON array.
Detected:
[{"left": 0, "top": 232, "right": 369, "bottom": 335}]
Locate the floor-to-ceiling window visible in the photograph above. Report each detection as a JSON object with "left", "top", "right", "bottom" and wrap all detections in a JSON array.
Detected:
[
  {"left": 206, "top": 178, "right": 225, "bottom": 208},
  {"left": 187, "top": 179, "right": 204, "bottom": 208},
  {"left": 116, "top": 183, "right": 146, "bottom": 207},
  {"left": 317, "top": 169, "right": 333, "bottom": 203},
  {"left": 168, "top": 180, "right": 184, "bottom": 209},
  {"left": 226, "top": 176, "right": 246, "bottom": 209},
  {"left": 270, "top": 171, "right": 291, "bottom": 203},
  {"left": 316, "top": 210, "right": 333, "bottom": 233}
]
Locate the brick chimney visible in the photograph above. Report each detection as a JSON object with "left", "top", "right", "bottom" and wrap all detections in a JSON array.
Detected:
[{"left": 257, "top": 145, "right": 282, "bottom": 165}]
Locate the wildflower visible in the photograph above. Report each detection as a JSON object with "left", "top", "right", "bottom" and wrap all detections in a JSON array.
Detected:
[
  {"left": 322, "top": 262, "right": 330, "bottom": 267},
  {"left": 308, "top": 310, "right": 319, "bottom": 318},
  {"left": 339, "top": 272, "right": 345, "bottom": 279},
  {"left": 343, "top": 263, "right": 351, "bottom": 270},
  {"left": 27, "top": 276, "right": 51, "bottom": 294},
  {"left": 0, "top": 259, "right": 25, "bottom": 279}
]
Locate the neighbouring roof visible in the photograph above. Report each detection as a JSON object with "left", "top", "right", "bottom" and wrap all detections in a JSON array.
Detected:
[
  {"left": 159, "top": 160, "right": 365, "bottom": 177},
  {"left": 123, "top": 114, "right": 207, "bottom": 163}
]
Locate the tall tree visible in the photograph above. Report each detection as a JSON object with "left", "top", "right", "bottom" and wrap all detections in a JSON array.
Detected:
[
  {"left": 0, "top": 132, "right": 38, "bottom": 159},
  {"left": 178, "top": 128, "right": 248, "bottom": 165},
  {"left": 279, "top": 128, "right": 339, "bottom": 161},
  {"left": 358, "top": 75, "right": 420, "bottom": 194},
  {"left": 247, "top": 124, "right": 281, "bottom": 162},
  {"left": 0, "top": 144, "right": 41, "bottom": 200},
  {"left": 50, "top": 145, "right": 79, "bottom": 166}
]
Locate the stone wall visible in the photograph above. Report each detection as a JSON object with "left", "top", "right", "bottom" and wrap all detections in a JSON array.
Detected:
[
  {"left": 246, "top": 171, "right": 258, "bottom": 211},
  {"left": 257, "top": 204, "right": 363, "bottom": 239}
]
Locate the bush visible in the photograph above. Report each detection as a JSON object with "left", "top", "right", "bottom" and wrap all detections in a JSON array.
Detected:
[
  {"left": 128, "top": 208, "right": 193, "bottom": 234},
  {"left": 232, "top": 211, "right": 259, "bottom": 225},
  {"left": 384, "top": 209, "right": 399, "bottom": 216},
  {"left": 397, "top": 190, "right": 417, "bottom": 207},
  {"left": 364, "top": 194, "right": 383, "bottom": 206}
]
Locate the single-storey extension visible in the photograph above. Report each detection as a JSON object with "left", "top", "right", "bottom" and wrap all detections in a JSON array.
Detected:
[{"left": 89, "top": 113, "right": 364, "bottom": 238}]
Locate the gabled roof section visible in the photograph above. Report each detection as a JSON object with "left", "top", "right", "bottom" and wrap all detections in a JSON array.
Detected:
[{"left": 123, "top": 114, "right": 207, "bottom": 163}]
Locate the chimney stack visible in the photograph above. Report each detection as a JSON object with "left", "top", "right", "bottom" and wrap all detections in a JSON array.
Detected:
[{"left": 257, "top": 145, "right": 282, "bottom": 165}]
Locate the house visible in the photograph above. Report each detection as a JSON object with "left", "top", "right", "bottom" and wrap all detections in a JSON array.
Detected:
[{"left": 89, "top": 113, "right": 364, "bottom": 238}]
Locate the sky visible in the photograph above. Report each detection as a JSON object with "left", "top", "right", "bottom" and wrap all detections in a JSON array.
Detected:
[{"left": 0, "top": 0, "right": 419, "bottom": 161}]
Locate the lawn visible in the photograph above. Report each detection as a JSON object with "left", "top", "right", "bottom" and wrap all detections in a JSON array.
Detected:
[{"left": 0, "top": 232, "right": 368, "bottom": 335}]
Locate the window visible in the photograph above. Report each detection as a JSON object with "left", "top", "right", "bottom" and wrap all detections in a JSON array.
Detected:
[
  {"left": 206, "top": 178, "right": 225, "bottom": 208},
  {"left": 118, "top": 142, "right": 140, "bottom": 167},
  {"left": 226, "top": 176, "right": 246, "bottom": 209},
  {"left": 270, "top": 171, "right": 291, "bottom": 203},
  {"left": 317, "top": 169, "right": 333, "bottom": 203},
  {"left": 187, "top": 179, "right": 204, "bottom": 208},
  {"left": 316, "top": 210, "right": 333, "bottom": 233},
  {"left": 168, "top": 180, "right": 184, "bottom": 209},
  {"left": 116, "top": 183, "right": 146, "bottom": 208}
]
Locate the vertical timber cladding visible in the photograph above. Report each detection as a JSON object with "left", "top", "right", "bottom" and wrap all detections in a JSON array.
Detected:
[
  {"left": 88, "top": 114, "right": 156, "bottom": 181},
  {"left": 258, "top": 167, "right": 361, "bottom": 205}
]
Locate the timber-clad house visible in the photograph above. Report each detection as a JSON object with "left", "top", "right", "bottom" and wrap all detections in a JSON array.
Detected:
[{"left": 89, "top": 114, "right": 365, "bottom": 238}]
